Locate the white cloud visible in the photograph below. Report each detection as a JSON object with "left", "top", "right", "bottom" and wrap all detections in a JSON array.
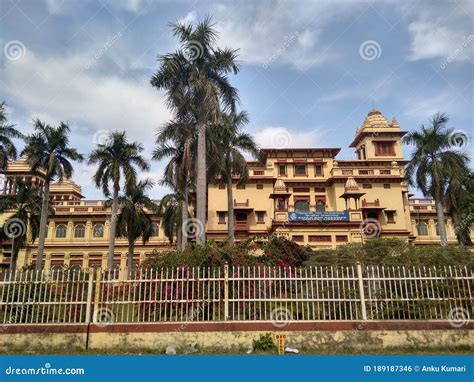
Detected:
[
  {"left": 207, "top": 0, "right": 362, "bottom": 70},
  {"left": 1, "top": 48, "right": 172, "bottom": 198},
  {"left": 253, "top": 126, "right": 323, "bottom": 149},
  {"left": 178, "top": 11, "right": 197, "bottom": 26}
]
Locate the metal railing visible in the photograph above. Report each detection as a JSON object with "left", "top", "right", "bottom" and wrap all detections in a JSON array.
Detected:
[{"left": 0, "top": 265, "right": 472, "bottom": 325}]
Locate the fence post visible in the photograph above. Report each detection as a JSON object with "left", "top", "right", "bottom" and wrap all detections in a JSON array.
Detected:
[
  {"left": 224, "top": 263, "right": 229, "bottom": 320},
  {"left": 357, "top": 263, "right": 367, "bottom": 321},
  {"left": 85, "top": 268, "right": 94, "bottom": 324},
  {"left": 92, "top": 268, "right": 102, "bottom": 323}
]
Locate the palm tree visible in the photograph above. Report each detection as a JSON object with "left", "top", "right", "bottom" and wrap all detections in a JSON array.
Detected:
[
  {"left": 0, "top": 180, "right": 43, "bottom": 270},
  {"left": 445, "top": 171, "right": 474, "bottom": 245},
  {"left": 403, "top": 113, "right": 470, "bottom": 246},
  {"left": 107, "top": 179, "right": 158, "bottom": 272},
  {"left": 151, "top": 16, "right": 240, "bottom": 244},
  {"left": 153, "top": 118, "right": 194, "bottom": 251},
  {"left": 208, "top": 111, "right": 260, "bottom": 244},
  {"left": 157, "top": 193, "right": 180, "bottom": 244},
  {"left": 0, "top": 102, "right": 23, "bottom": 172},
  {"left": 21, "top": 120, "right": 83, "bottom": 269},
  {"left": 88, "top": 131, "right": 149, "bottom": 269}
]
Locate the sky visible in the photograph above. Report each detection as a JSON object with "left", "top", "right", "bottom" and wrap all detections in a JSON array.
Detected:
[{"left": 0, "top": 0, "right": 473, "bottom": 199}]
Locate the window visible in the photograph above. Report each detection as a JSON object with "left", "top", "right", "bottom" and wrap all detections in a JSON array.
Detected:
[
  {"left": 294, "top": 200, "right": 310, "bottom": 212},
  {"left": 256, "top": 211, "right": 265, "bottom": 223},
  {"left": 218, "top": 212, "right": 226, "bottom": 224},
  {"left": 236, "top": 184, "right": 245, "bottom": 189},
  {"left": 316, "top": 200, "right": 326, "bottom": 212},
  {"left": 383, "top": 184, "right": 391, "bottom": 189},
  {"left": 278, "top": 164, "right": 286, "bottom": 176},
  {"left": 417, "top": 222, "right": 428, "bottom": 236},
  {"left": 294, "top": 164, "right": 307, "bottom": 176},
  {"left": 257, "top": 184, "right": 263, "bottom": 190},
  {"left": 363, "top": 184, "right": 372, "bottom": 189},
  {"left": 292, "top": 235, "right": 304, "bottom": 242},
  {"left": 74, "top": 224, "right": 85, "bottom": 238},
  {"left": 386, "top": 211, "right": 395, "bottom": 223},
  {"left": 235, "top": 212, "right": 247, "bottom": 222},
  {"left": 253, "top": 170, "right": 264, "bottom": 175},
  {"left": 314, "top": 164, "right": 323, "bottom": 176},
  {"left": 151, "top": 223, "right": 159, "bottom": 236},
  {"left": 277, "top": 198, "right": 286, "bottom": 211},
  {"left": 93, "top": 224, "right": 104, "bottom": 238},
  {"left": 336, "top": 235, "right": 348, "bottom": 242},
  {"left": 309, "top": 235, "right": 331, "bottom": 242},
  {"left": 55, "top": 224, "right": 67, "bottom": 238},
  {"left": 435, "top": 222, "right": 445, "bottom": 236},
  {"left": 374, "top": 141, "right": 396, "bottom": 156},
  {"left": 315, "top": 187, "right": 325, "bottom": 193}
]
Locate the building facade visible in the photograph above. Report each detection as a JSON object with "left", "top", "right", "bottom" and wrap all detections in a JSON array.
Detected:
[{"left": 0, "top": 109, "right": 471, "bottom": 270}]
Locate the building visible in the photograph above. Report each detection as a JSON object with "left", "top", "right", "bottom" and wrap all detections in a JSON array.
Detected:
[{"left": 0, "top": 109, "right": 471, "bottom": 270}]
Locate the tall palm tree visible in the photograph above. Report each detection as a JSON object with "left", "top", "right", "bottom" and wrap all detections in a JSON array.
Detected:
[
  {"left": 107, "top": 179, "right": 158, "bottom": 272},
  {"left": 21, "top": 120, "right": 83, "bottom": 269},
  {"left": 208, "top": 111, "right": 260, "bottom": 244},
  {"left": 151, "top": 16, "right": 240, "bottom": 244},
  {"left": 0, "top": 102, "right": 23, "bottom": 172},
  {"left": 157, "top": 193, "right": 180, "bottom": 244},
  {"left": 403, "top": 113, "right": 470, "bottom": 246},
  {"left": 0, "top": 180, "right": 43, "bottom": 270},
  {"left": 88, "top": 131, "right": 149, "bottom": 269}
]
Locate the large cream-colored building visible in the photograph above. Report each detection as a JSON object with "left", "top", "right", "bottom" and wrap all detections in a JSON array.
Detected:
[{"left": 0, "top": 109, "right": 471, "bottom": 270}]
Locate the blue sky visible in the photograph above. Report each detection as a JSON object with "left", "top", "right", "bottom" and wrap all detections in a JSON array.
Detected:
[{"left": 0, "top": 0, "right": 472, "bottom": 199}]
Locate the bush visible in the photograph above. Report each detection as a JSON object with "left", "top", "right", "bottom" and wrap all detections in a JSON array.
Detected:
[
  {"left": 141, "top": 236, "right": 311, "bottom": 269},
  {"left": 252, "top": 333, "right": 276, "bottom": 352}
]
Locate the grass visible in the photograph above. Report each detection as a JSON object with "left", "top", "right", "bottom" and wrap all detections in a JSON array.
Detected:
[{"left": 1, "top": 345, "right": 472, "bottom": 356}]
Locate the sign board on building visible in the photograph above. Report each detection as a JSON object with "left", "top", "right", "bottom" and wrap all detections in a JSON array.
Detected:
[{"left": 288, "top": 211, "right": 350, "bottom": 222}]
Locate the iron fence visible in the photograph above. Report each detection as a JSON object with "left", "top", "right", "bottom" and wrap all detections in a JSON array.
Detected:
[{"left": 0, "top": 265, "right": 472, "bottom": 325}]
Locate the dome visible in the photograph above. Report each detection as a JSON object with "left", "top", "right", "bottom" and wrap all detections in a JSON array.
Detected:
[
  {"left": 274, "top": 178, "right": 287, "bottom": 192},
  {"left": 360, "top": 108, "right": 389, "bottom": 129},
  {"left": 344, "top": 176, "right": 360, "bottom": 191}
]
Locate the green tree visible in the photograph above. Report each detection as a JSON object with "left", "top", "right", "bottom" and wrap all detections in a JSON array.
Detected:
[
  {"left": 88, "top": 131, "right": 149, "bottom": 269},
  {"left": 0, "top": 181, "right": 43, "bottom": 270},
  {"left": 107, "top": 179, "right": 158, "bottom": 272},
  {"left": 21, "top": 120, "right": 83, "bottom": 269},
  {"left": 157, "top": 193, "right": 180, "bottom": 244},
  {"left": 403, "top": 113, "right": 470, "bottom": 246},
  {"left": 0, "top": 102, "right": 23, "bottom": 172},
  {"left": 151, "top": 16, "right": 239, "bottom": 244},
  {"left": 208, "top": 111, "right": 260, "bottom": 244}
]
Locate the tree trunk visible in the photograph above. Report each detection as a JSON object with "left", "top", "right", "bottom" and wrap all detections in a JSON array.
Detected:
[
  {"left": 107, "top": 183, "right": 119, "bottom": 269},
  {"left": 434, "top": 191, "right": 448, "bottom": 247},
  {"left": 196, "top": 124, "right": 206, "bottom": 244},
  {"left": 35, "top": 180, "right": 50, "bottom": 270},
  {"left": 10, "top": 240, "right": 20, "bottom": 271},
  {"left": 227, "top": 177, "right": 234, "bottom": 245},
  {"left": 181, "top": 180, "right": 189, "bottom": 251},
  {"left": 127, "top": 231, "right": 135, "bottom": 275}
]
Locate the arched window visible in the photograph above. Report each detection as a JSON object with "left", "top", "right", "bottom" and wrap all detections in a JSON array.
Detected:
[
  {"left": 55, "top": 224, "right": 67, "bottom": 238},
  {"left": 367, "top": 211, "right": 378, "bottom": 221},
  {"left": 93, "top": 224, "right": 104, "bottom": 238},
  {"left": 235, "top": 212, "right": 247, "bottom": 222},
  {"left": 435, "top": 222, "right": 446, "bottom": 236},
  {"left": 294, "top": 200, "right": 310, "bottom": 212},
  {"left": 417, "top": 222, "right": 428, "bottom": 236},
  {"left": 316, "top": 200, "right": 326, "bottom": 212},
  {"left": 74, "top": 224, "right": 85, "bottom": 238},
  {"left": 277, "top": 198, "right": 286, "bottom": 211},
  {"left": 151, "top": 223, "right": 159, "bottom": 237}
]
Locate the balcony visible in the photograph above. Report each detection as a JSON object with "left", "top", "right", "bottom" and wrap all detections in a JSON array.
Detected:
[
  {"left": 235, "top": 221, "right": 249, "bottom": 231},
  {"left": 234, "top": 199, "right": 249, "bottom": 207},
  {"left": 362, "top": 199, "right": 380, "bottom": 207}
]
